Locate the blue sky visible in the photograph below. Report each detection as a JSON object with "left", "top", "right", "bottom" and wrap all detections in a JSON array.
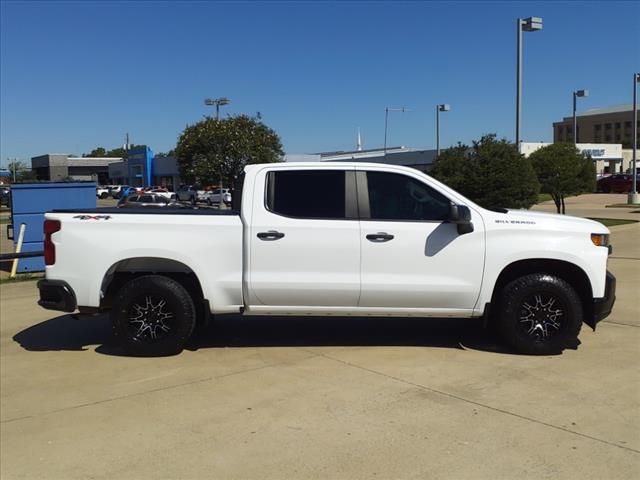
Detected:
[{"left": 1, "top": 0, "right": 638, "bottom": 165}]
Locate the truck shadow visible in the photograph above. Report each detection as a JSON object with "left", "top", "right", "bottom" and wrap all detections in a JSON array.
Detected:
[{"left": 13, "top": 313, "right": 517, "bottom": 355}]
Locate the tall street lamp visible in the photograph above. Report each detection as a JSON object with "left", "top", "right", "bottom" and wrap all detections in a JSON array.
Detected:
[
  {"left": 205, "top": 97, "right": 230, "bottom": 120},
  {"left": 436, "top": 104, "right": 450, "bottom": 157},
  {"left": 384, "top": 106, "right": 409, "bottom": 153},
  {"left": 629, "top": 72, "right": 640, "bottom": 205},
  {"left": 204, "top": 97, "right": 231, "bottom": 208},
  {"left": 516, "top": 16, "right": 543, "bottom": 148},
  {"left": 572, "top": 89, "right": 589, "bottom": 144}
]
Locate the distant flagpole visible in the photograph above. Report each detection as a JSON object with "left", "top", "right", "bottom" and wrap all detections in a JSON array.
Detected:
[{"left": 357, "top": 128, "right": 362, "bottom": 151}]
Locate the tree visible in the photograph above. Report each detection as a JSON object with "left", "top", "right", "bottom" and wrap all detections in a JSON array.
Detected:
[
  {"left": 430, "top": 134, "right": 540, "bottom": 210},
  {"left": 82, "top": 145, "right": 144, "bottom": 159},
  {"left": 428, "top": 143, "right": 470, "bottom": 194},
  {"left": 175, "top": 114, "right": 284, "bottom": 188},
  {"left": 529, "top": 143, "right": 596, "bottom": 214},
  {"left": 6, "top": 160, "right": 37, "bottom": 182},
  {"left": 155, "top": 149, "right": 175, "bottom": 158},
  {"left": 85, "top": 147, "right": 107, "bottom": 157}
]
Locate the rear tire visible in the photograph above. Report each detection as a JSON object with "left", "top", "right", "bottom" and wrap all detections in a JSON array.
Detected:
[
  {"left": 497, "top": 274, "right": 583, "bottom": 355},
  {"left": 111, "top": 275, "right": 196, "bottom": 356}
]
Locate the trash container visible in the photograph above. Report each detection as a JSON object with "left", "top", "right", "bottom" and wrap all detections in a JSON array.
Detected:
[{"left": 8, "top": 182, "right": 96, "bottom": 272}]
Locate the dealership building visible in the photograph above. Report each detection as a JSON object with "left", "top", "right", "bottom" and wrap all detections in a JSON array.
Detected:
[
  {"left": 286, "top": 146, "right": 438, "bottom": 172},
  {"left": 520, "top": 142, "right": 633, "bottom": 175},
  {"left": 31, "top": 147, "right": 182, "bottom": 189},
  {"left": 31, "top": 154, "right": 123, "bottom": 184},
  {"left": 553, "top": 104, "right": 639, "bottom": 147}
]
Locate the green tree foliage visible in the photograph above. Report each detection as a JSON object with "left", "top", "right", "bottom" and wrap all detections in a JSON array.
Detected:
[
  {"left": 430, "top": 134, "right": 540, "bottom": 210},
  {"left": 529, "top": 143, "right": 596, "bottom": 214},
  {"left": 6, "top": 160, "right": 37, "bottom": 182},
  {"left": 86, "top": 147, "right": 107, "bottom": 157},
  {"left": 83, "top": 145, "right": 144, "bottom": 159},
  {"left": 175, "top": 114, "right": 284, "bottom": 187}
]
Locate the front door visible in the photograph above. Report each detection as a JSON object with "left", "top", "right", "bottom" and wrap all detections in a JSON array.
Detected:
[
  {"left": 248, "top": 168, "right": 361, "bottom": 307},
  {"left": 357, "top": 168, "right": 485, "bottom": 313}
]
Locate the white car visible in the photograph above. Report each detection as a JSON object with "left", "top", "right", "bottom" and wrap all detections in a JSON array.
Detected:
[
  {"left": 96, "top": 186, "right": 111, "bottom": 199},
  {"left": 202, "top": 188, "right": 232, "bottom": 206},
  {"left": 148, "top": 189, "right": 177, "bottom": 201},
  {"left": 38, "top": 162, "right": 615, "bottom": 357}
]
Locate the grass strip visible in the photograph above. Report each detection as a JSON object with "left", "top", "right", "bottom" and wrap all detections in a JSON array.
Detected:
[{"left": 587, "top": 218, "right": 639, "bottom": 227}]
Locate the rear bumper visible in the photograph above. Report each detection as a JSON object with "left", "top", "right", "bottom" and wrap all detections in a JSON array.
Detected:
[
  {"left": 37, "top": 279, "right": 77, "bottom": 313},
  {"left": 589, "top": 271, "right": 616, "bottom": 330}
]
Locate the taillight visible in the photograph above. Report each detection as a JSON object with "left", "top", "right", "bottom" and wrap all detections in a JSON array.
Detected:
[{"left": 44, "top": 220, "right": 61, "bottom": 266}]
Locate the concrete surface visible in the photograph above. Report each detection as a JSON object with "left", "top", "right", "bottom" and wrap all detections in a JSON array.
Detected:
[
  {"left": 532, "top": 193, "right": 640, "bottom": 220},
  {"left": 1, "top": 200, "right": 639, "bottom": 479}
]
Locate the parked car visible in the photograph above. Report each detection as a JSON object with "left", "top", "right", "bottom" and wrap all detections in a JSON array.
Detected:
[
  {"left": 202, "top": 188, "right": 232, "bottom": 206},
  {"left": 38, "top": 162, "right": 615, "bottom": 357},
  {"left": 176, "top": 185, "right": 200, "bottom": 204},
  {"left": 596, "top": 174, "right": 640, "bottom": 193},
  {"left": 117, "top": 193, "right": 185, "bottom": 208},
  {"left": 96, "top": 186, "right": 111, "bottom": 199},
  {"left": 0, "top": 186, "right": 10, "bottom": 206},
  {"left": 148, "top": 188, "right": 177, "bottom": 200}
]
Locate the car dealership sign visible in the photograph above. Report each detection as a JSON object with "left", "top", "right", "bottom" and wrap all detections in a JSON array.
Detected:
[{"left": 520, "top": 142, "right": 622, "bottom": 160}]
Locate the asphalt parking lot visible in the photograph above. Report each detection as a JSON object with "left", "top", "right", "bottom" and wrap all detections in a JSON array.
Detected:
[{"left": 1, "top": 201, "right": 639, "bottom": 479}]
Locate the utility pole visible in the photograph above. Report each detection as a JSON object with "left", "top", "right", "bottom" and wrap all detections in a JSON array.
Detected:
[{"left": 204, "top": 97, "right": 231, "bottom": 208}]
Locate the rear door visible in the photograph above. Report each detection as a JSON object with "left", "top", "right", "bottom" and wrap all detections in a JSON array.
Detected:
[
  {"left": 247, "top": 167, "right": 361, "bottom": 307},
  {"left": 357, "top": 167, "right": 485, "bottom": 312}
]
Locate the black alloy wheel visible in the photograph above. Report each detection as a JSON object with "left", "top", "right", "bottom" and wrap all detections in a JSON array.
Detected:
[
  {"left": 497, "top": 273, "right": 583, "bottom": 355},
  {"left": 112, "top": 275, "right": 196, "bottom": 356},
  {"left": 517, "top": 292, "right": 566, "bottom": 341}
]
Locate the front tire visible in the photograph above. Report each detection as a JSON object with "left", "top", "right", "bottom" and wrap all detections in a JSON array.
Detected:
[
  {"left": 111, "top": 275, "right": 196, "bottom": 356},
  {"left": 497, "top": 274, "right": 583, "bottom": 355}
]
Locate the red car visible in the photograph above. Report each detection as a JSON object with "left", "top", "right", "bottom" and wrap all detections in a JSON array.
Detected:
[{"left": 596, "top": 174, "right": 640, "bottom": 193}]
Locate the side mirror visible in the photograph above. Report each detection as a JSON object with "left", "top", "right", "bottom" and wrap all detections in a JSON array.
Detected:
[{"left": 449, "top": 204, "right": 474, "bottom": 235}]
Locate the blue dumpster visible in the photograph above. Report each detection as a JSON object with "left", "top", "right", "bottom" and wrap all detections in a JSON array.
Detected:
[{"left": 9, "top": 182, "right": 96, "bottom": 272}]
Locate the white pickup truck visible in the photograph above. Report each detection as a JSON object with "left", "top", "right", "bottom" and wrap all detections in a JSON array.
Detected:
[{"left": 37, "top": 162, "right": 615, "bottom": 356}]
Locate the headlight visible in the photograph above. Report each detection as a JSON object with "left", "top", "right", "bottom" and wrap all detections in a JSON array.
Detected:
[{"left": 591, "top": 233, "right": 610, "bottom": 248}]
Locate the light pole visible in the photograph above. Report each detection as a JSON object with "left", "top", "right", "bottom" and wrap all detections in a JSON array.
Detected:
[
  {"left": 204, "top": 97, "right": 231, "bottom": 208},
  {"left": 384, "top": 106, "right": 409, "bottom": 153},
  {"left": 205, "top": 97, "right": 230, "bottom": 120},
  {"left": 572, "top": 89, "right": 589, "bottom": 144},
  {"left": 629, "top": 72, "right": 640, "bottom": 204},
  {"left": 436, "top": 104, "right": 450, "bottom": 157},
  {"left": 516, "top": 16, "right": 543, "bottom": 148}
]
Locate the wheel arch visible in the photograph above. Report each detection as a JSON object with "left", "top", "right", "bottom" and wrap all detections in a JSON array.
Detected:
[
  {"left": 100, "top": 257, "right": 206, "bottom": 313},
  {"left": 490, "top": 258, "right": 593, "bottom": 320}
]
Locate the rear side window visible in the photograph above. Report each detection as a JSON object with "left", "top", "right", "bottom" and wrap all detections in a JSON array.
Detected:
[
  {"left": 266, "top": 170, "right": 346, "bottom": 219},
  {"left": 366, "top": 171, "right": 451, "bottom": 221},
  {"left": 139, "top": 195, "right": 153, "bottom": 202}
]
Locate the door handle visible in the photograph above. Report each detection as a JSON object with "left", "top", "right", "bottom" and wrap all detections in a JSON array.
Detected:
[
  {"left": 366, "top": 232, "right": 394, "bottom": 242},
  {"left": 257, "top": 230, "right": 285, "bottom": 241}
]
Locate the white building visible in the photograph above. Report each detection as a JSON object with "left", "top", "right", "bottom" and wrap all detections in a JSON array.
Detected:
[{"left": 520, "top": 142, "right": 629, "bottom": 175}]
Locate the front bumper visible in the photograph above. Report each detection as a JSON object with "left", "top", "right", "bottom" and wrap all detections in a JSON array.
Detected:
[
  {"left": 588, "top": 271, "right": 616, "bottom": 330},
  {"left": 37, "top": 279, "right": 77, "bottom": 313}
]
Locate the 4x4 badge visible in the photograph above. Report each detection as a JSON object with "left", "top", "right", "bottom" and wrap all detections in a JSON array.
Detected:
[{"left": 73, "top": 215, "right": 112, "bottom": 220}]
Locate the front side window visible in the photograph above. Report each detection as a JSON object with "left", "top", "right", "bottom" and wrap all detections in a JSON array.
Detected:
[
  {"left": 267, "top": 170, "right": 346, "bottom": 219},
  {"left": 366, "top": 171, "right": 451, "bottom": 221}
]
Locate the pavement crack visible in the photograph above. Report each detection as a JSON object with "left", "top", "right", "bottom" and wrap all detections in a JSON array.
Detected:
[
  {"left": 317, "top": 352, "right": 640, "bottom": 455},
  {"left": 0, "top": 353, "right": 319, "bottom": 424},
  {"left": 601, "top": 320, "right": 639, "bottom": 328}
]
